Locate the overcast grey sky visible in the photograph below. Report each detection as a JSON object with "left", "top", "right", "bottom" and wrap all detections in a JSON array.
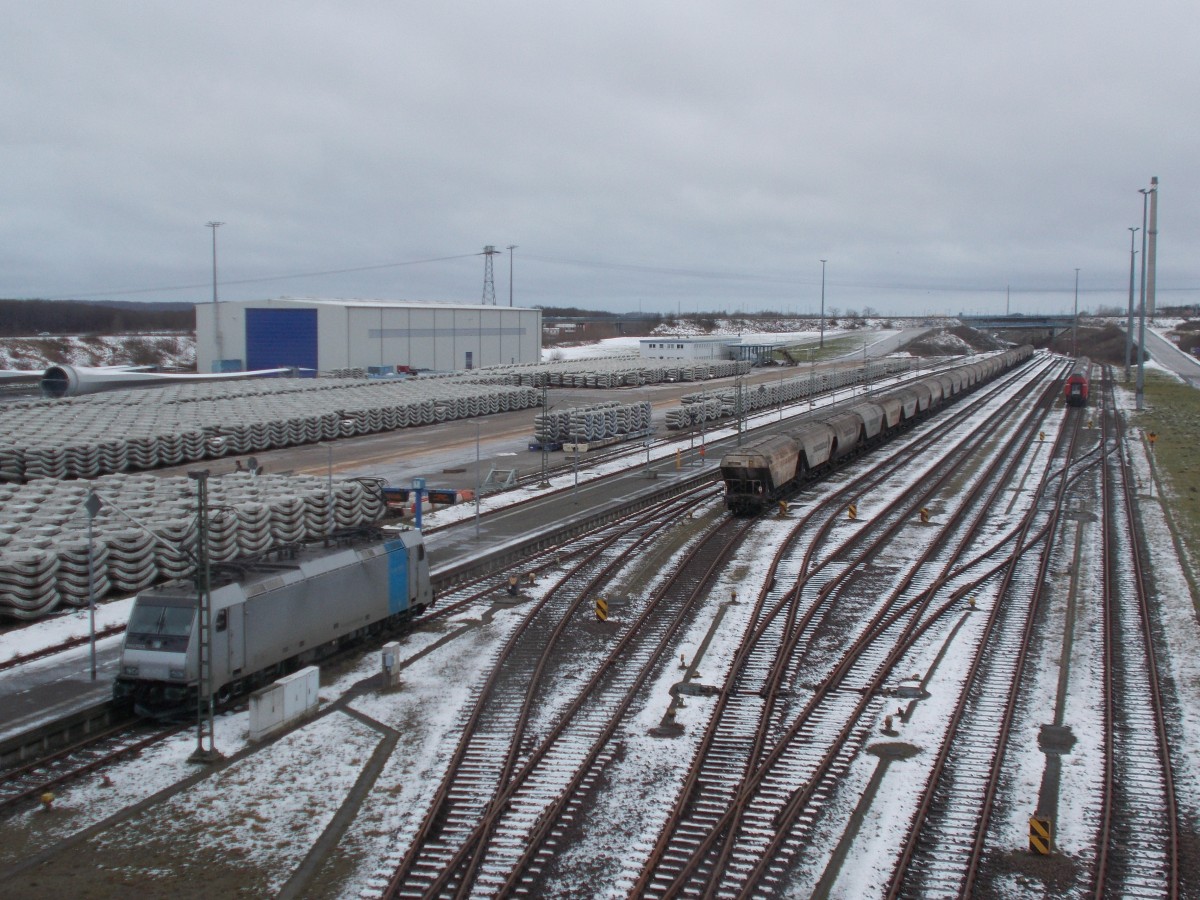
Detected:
[{"left": 3, "top": 2, "right": 1197, "bottom": 317}]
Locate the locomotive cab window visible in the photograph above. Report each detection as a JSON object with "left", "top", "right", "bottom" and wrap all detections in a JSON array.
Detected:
[{"left": 125, "top": 604, "right": 196, "bottom": 652}]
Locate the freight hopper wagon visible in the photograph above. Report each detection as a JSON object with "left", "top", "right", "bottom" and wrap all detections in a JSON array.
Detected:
[
  {"left": 721, "top": 346, "right": 1034, "bottom": 513},
  {"left": 114, "top": 528, "right": 432, "bottom": 717}
]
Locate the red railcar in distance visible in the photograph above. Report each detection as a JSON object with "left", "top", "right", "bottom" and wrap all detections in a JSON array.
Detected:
[{"left": 1064, "top": 357, "right": 1090, "bottom": 407}]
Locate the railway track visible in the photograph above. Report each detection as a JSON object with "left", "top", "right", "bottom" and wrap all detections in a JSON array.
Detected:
[
  {"left": 883, "top": 370, "right": 1085, "bottom": 897},
  {"left": 367, "top": 353, "right": 1070, "bottom": 898},
  {"left": 633, "top": 356, "right": 1065, "bottom": 897},
  {"left": 1094, "top": 366, "right": 1179, "bottom": 897},
  {"left": 377, "top": 490, "right": 748, "bottom": 896},
  {"left": 0, "top": 718, "right": 183, "bottom": 817}
]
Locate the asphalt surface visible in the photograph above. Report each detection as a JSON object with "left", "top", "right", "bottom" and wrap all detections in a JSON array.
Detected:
[{"left": 1142, "top": 326, "right": 1200, "bottom": 387}]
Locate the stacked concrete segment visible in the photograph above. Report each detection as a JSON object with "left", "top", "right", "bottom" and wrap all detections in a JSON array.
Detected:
[
  {"left": 534, "top": 400, "right": 652, "bottom": 444},
  {"left": 664, "top": 359, "right": 916, "bottom": 429},
  {"left": 0, "top": 472, "right": 387, "bottom": 620},
  {"left": 470, "top": 355, "right": 750, "bottom": 388},
  {"left": 0, "top": 377, "right": 539, "bottom": 483}
]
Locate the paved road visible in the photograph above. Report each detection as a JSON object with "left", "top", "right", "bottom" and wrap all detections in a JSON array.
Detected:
[{"left": 1144, "top": 326, "right": 1200, "bottom": 388}]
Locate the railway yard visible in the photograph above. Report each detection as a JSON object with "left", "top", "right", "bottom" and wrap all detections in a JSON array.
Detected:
[{"left": 0, "top": 341, "right": 1198, "bottom": 898}]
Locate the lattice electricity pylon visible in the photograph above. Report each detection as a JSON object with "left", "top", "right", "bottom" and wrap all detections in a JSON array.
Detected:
[{"left": 481, "top": 245, "right": 500, "bottom": 305}]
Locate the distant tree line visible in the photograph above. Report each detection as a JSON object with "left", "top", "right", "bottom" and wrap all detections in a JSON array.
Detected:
[{"left": 0, "top": 299, "right": 194, "bottom": 337}]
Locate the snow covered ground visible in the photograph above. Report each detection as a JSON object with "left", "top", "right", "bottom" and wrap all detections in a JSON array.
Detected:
[{"left": 3, "top": 347, "right": 1197, "bottom": 898}]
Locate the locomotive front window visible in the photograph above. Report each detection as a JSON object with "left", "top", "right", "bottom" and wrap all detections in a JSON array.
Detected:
[{"left": 126, "top": 604, "right": 196, "bottom": 652}]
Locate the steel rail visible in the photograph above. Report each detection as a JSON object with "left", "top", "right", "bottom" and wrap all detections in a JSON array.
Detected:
[
  {"left": 486, "top": 516, "right": 755, "bottom": 897},
  {"left": 381, "top": 489, "right": 713, "bottom": 895},
  {"left": 629, "top": 374, "right": 1028, "bottom": 895},
  {"left": 723, "top": 361, "right": 1063, "bottom": 899},
  {"left": 1106, "top": 369, "right": 1180, "bottom": 897},
  {"left": 634, "top": 358, "right": 1059, "bottom": 897},
  {"left": 0, "top": 721, "right": 185, "bottom": 816},
  {"left": 1095, "top": 365, "right": 1118, "bottom": 892},
  {"left": 440, "top": 493, "right": 724, "bottom": 896},
  {"left": 884, "top": 373, "right": 1084, "bottom": 897}
]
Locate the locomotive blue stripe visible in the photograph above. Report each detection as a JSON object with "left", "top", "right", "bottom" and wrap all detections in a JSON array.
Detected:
[{"left": 386, "top": 539, "right": 409, "bottom": 615}]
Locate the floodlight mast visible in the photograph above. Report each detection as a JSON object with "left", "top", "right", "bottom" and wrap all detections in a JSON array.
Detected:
[{"left": 207, "top": 222, "right": 224, "bottom": 371}]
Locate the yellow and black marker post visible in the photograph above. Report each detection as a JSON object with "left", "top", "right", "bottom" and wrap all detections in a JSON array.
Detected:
[
  {"left": 594, "top": 597, "right": 608, "bottom": 621},
  {"left": 1029, "top": 815, "right": 1053, "bottom": 855},
  {"left": 847, "top": 503, "right": 857, "bottom": 520},
  {"left": 919, "top": 507, "right": 931, "bottom": 524}
]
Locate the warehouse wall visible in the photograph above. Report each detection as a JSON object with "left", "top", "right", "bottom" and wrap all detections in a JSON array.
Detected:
[{"left": 197, "top": 300, "right": 541, "bottom": 373}]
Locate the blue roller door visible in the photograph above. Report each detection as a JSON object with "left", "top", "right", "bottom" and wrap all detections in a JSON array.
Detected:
[{"left": 246, "top": 308, "right": 318, "bottom": 374}]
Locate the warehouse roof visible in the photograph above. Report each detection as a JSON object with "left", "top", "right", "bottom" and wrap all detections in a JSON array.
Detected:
[{"left": 253, "top": 297, "right": 539, "bottom": 313}]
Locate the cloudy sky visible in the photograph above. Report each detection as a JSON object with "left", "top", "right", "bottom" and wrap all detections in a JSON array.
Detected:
[{"left": 3, "top": 2, "right": 1197, "bottom": 317}]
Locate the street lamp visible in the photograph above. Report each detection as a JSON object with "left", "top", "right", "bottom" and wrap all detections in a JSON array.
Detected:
[
  {"left": 809, "top": 348, "right": 816, "bottom": 409},
  {"left": 819, "top": 259, "right": 827, "bottom": 349},
  {"left": 85, "top": 491, "right": 102, "bottom": 681},
  {"left": 506, "top": 244, "right": 518, "bottom": 307},
  {"left": 1126, "top": 227, "right": 1138, "bottom": 381},
  {"left": 206, "top": 221, "right": 224, "bottom": 372},
  {"left": 1072, "top": 268, "right": 1080, "bottom": 357},
  {"left": 539, "top": 385, "right": 551, "bottom": 488},
  {"left": 475, "top": 420, "right": 482, "bottom": 539},
  {"left": 572, "top": 432, "right": 581, "bottom": 502},
  {"left": 1137, "top": 185, "right": 1152, "bottom": 410},
  {"left": 318, "top": 442, "right": 334, "bottom": 538}
]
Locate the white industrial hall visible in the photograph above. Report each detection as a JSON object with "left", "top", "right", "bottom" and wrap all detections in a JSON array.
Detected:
[{"left": 195, "top": 298, "right": 543, "bottom": 375}]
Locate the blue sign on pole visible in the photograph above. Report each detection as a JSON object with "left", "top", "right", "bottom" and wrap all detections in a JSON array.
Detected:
[{"left": 412, "top": 478, "right": 426, "bottom": 530}]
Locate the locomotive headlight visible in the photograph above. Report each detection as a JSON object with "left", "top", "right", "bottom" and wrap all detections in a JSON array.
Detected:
[
  {"left": 122, "top": 665, "right": 139, "bottom": 676},
  {"left": 169, "top": 668, "right": 186, "bottom": 679}
]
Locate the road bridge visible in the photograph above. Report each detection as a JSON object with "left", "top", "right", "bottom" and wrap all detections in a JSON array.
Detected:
[{"left": 961, "top": 314, "right": 1074, "bottom": 337}]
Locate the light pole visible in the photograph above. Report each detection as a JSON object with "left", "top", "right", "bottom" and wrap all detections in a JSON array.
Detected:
[
  {"left": 474, "top": 420, "right": 482, "bottom": 539},
  {"left": 207, "top": 221, "right": 224, "bottom": 372},
  {"left": 320, "top": 442, "right": 334, "bottom": 538},
  {"left": 1126, "top": 227, "right": 1138, "bottom": 381},
  {"left": 735, "top": 376, "right": 744, "bottom": 445},
  {"left": 819, "top": 259, "right": 827, "bottom": 349},
  {"left": 1136, "top": 186, "right": 1152, "bottom": 410},
  {"left": 1146, "top": 176, "right": 1159, "bottom": 320},
  {"left": 506, "top": 244, "right": 518, "bottom": 307},
  {"left": 809, "top": 348, "right": 815, "bottom": 409},
  {"left": 539, "top": 385, "right": 550, "bottom": 488},
  {"left": 572, "top": 432, "right": 581, "bottom": 502},
  {"left": 85, "top": 491, "right": 101, "bottom": 681},
  {"left": 1072, "top": 268, "right": 1080, "bottom": 357}
]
